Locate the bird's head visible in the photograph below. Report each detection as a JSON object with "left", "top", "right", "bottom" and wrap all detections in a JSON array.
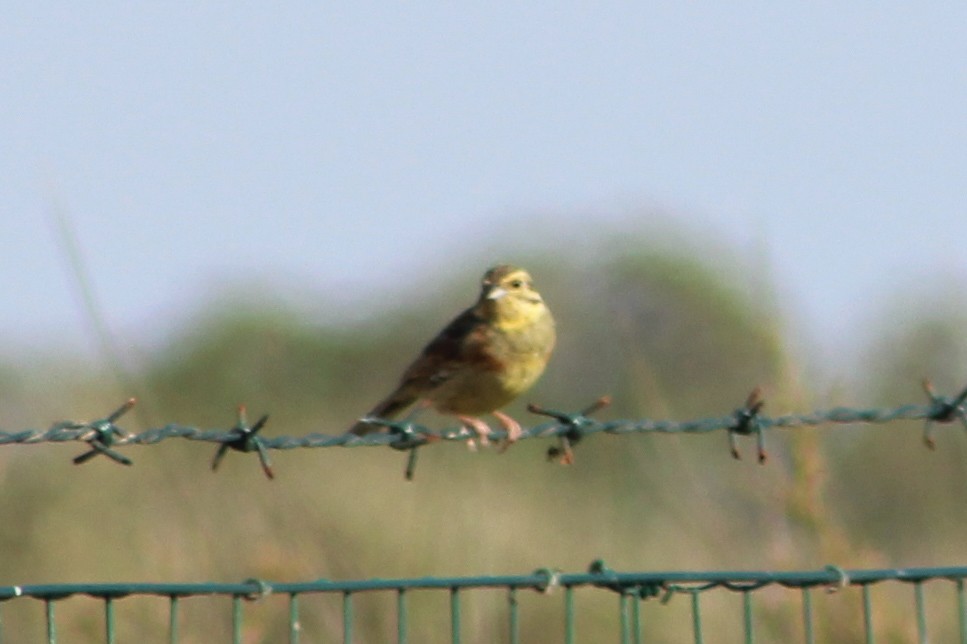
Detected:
[{"left": 477, "top": 265, "right": 547, "bottom": 328}]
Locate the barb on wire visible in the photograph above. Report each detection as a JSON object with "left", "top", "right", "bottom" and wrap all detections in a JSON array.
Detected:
[
  {"left": 211, "top": 405, "right": 273, "bottom": 480},
  {"left": 528, "top": 395, "right": 611, "bottom": 465},
  {"left": 69, "top": 398, "right": 137, "bottom": 466},
  {"left": 729, "top": 387, "right": 767, "bottom": 463},
  {"left": 3, "top": 379, "right": 967, "bottom": 478},
  {"left": 356, "top": 413, "right": 440, "bottom": 481},
  {"left": 921, "top": 378, "right": 967, "bottom": 449}
]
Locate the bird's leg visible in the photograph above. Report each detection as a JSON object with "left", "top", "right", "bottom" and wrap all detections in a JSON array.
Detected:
[
  {"left": 457, "top": 415, "right": 493, "bottom": 450},
  {"left": 491, "top": 410, "right": 522, "bottom": 452}
]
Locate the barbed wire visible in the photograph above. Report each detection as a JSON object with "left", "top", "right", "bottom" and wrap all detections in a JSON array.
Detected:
[{"left": 1, "top": 379, "right": 965, "bottom": 480}]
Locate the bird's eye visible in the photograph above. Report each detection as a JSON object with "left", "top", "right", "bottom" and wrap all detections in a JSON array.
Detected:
[{"left": 509, "top": 279, "right": 523, "bottom": 289}]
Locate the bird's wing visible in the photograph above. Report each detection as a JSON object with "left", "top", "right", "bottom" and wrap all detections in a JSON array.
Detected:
[
  {"left": 398, "top": 306, "right": 495, "bottom": 390},
  {"left": 348, "top": 307, "right": 498, "bottom": 435}
]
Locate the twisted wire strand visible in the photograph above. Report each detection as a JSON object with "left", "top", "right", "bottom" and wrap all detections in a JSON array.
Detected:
[{"left": 0, "top": 402, "right": 942, "bottom": 449}]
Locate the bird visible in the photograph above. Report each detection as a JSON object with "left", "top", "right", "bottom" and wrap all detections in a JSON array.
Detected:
[{"left": 349, "top": 264, "right": 555, "bottom": 445}]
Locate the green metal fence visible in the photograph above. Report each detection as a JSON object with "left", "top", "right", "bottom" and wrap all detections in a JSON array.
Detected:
[{"left": 2, "top": 563, "right": 966, "bottom": 643}]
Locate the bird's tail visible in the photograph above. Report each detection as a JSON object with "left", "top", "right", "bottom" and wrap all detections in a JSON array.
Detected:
[{"left": 348, "top": 391, "right": 417, "bottom": 435}]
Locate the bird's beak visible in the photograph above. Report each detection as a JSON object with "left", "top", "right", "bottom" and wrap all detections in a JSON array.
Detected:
[{"left": 486, "top": 286, "right": 508, "bottom": 300}]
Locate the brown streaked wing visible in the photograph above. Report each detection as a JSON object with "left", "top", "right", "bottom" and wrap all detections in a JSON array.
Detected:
[{"left": 397, "top": 306, "right": 489, "bottom": 390}]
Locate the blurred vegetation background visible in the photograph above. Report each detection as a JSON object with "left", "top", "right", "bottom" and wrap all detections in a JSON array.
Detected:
[{"left": 2, "top": 223, "right": 967, "bottom": 642}]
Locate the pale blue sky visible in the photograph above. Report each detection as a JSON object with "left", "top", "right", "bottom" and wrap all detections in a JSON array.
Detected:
[{"left": 2, "top": 4, "right": 965, "bottom": 365}]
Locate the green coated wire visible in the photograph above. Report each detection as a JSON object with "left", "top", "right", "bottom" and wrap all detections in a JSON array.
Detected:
[
  {"left": 232, "top": 595, "right": 242, "bottom": 644},
  {"left": 5, "top": 566, "right": 967, "bottom": 642},
  {"left": 397, "top": 589, "right": 407, "bottom": 644},
  {"left": 1, "top": 566, "right": 965, "bottom": 601},
  {"left": 5, "top": 565, "right": 967, "bottom": 600},
  {"left": 958, "top": 578, "right": 967, "bottom": 644},
  {"left": 168, "top": 596, "right": 179, "bottom": 644},
  {"left": 862, "top": 584, "right": 874, "bottom": 644},
  {"left": 691, "top": 591, "right": 704, "bottom": 644},
  {"left": 507, "top": 587, "right": 519, "bottom": 644},
  {"left": 0, "top": 399, "right": 956, "bottom": 454},
  {"left": 450, "top": 588, "right": 461, "bottom": 644},
  {"left": 104, "top": 598, "right": 115, "bottom": 644},
  {"left": 342, "top": 592, "right": 353, "bottom": 644},
  {"left": 289, "top": 593, "right": 300, "bottom": 644},
  {"left": 914, "top": 581, "right": 927, "bottom": 644},
  {"left": 619, "top": 594, "right": 630, "bottom": 644},
  {"left": 801, "top": 588, "right": 814, "bottom": 644},
  {"left": 632, "top": 593, "right": 642, "bottom": 644},
  {"left": 743, "top": 590, "right": 754, "bottom": 644},
  {"left": 46, "top": 600, "right": 55, "bottom": 644},
  {"left": 564, "top": 586, "right": 575, "bottom": 644}
]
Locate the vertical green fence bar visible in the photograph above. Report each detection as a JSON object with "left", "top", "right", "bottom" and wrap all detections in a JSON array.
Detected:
[
  {"left": 958, "top": 578, "right": 967, "bottom": 644},
  {"left": 9, "top": 566, "right": 967, "bottom": 643},
  {"left": 691, "top": 591, "right": 704, "bottom": 644},
  {"left": 449, "top": 588, "right": 461, "bottom": 644},
  {"left": 45, "top": 599, "right": 55, "bottom": 644},
  {"left": 104, "top": 597, "right": 115, "bottom": 644},
  {"left": 168, "top": 596, "right": 179, "bottom": 644},
  {"left": 232, "top": 595, "right": 243, "bottom": 644},
  {"left": 631, "top": 593, "right": 642, "bottom": 644},
  {"left": 801, "top": 588, "right": 814, "bottom": 644},
  {"left": 507, "top": 587, "right": 518, "bottom": 644},
  {"left": 914, "top": 581, "right": 926, "bottom": 644},
  {"left": 619, "top": 594, "right": 631, "bottom": 644},
  {"left": 288, "top": 593, "right": 300, "bottom": 644},
  {"left": 396, "top": 589, "right": 407, "bottom": 644},
  {"left": 564, "top": 586, "right": 575, "bottom": 644},
  {"left": 862, "top": 584, "right": 874, "bottom": 644},
  {"left": 342, "top": 592, "right": 353, "bottom": 644},
  {"left": 743, "top": 590, "right": 754, "bottom": 644}
]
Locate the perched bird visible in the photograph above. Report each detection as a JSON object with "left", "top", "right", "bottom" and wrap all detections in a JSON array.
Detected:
[{"left": 349, "top": 265, "right": 555, "bottom": 444}]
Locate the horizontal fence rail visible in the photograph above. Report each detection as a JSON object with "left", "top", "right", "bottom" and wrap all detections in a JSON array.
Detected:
[
  {"left": 1, "top": 380, "right": 965, "bottom": 478},
  {"left": 1, "top": 563, "right": 965, "bottom": 643}
]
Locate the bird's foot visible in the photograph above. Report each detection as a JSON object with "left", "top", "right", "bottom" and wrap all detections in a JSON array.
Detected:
[
  {"left": 457, "top": 415, "right": 493, "bottom": 450},
  {"left": 492, "top": 410, "right": 522, "bottom": 453}
]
